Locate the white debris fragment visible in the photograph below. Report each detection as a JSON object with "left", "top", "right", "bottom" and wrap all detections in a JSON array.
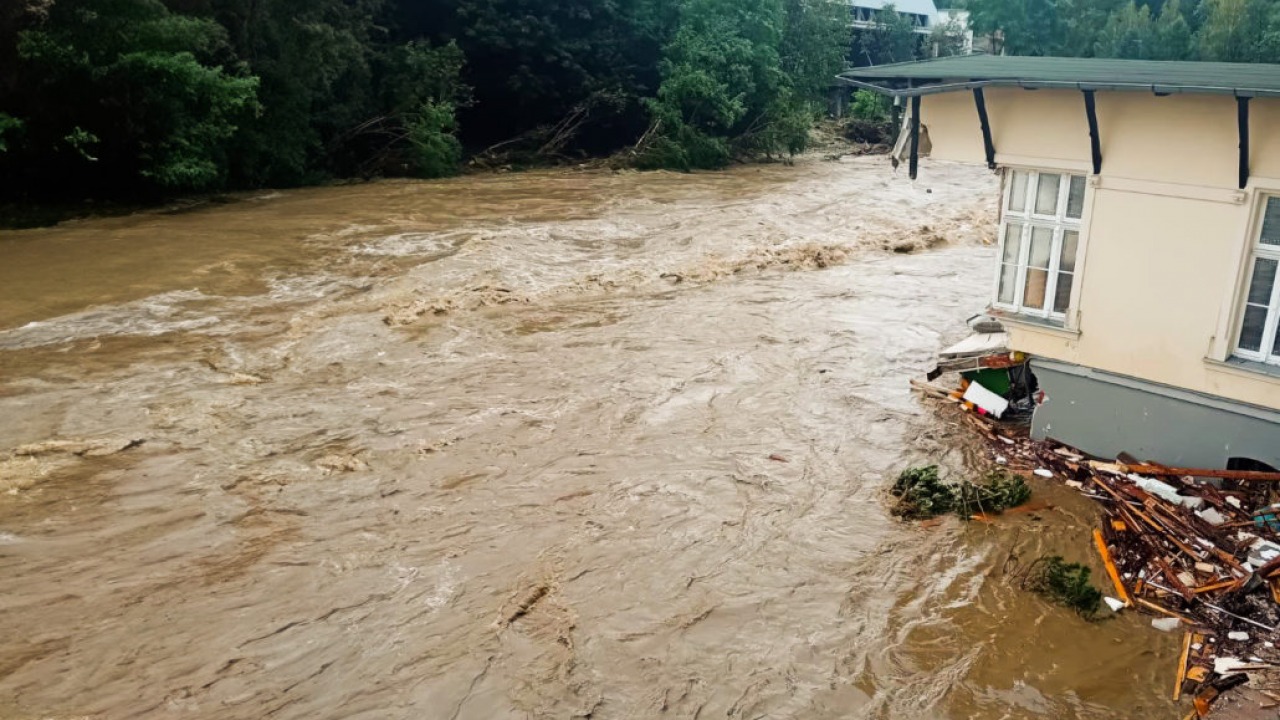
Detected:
[
  {"left": 1177, "top": 571, "right": 1196, "bottom": 587},
  {"left": 1248, "top": 539, "right": 1280, "bottom": 567},
  {"left": 998, "top": 436, "right": 1015, "bottom": 445},
  {"left": 1214, "top": 657, "right": 1248, "bottom": 676},
  {"left": 1034, "top": 468, "right": 1053, "bottom": 478},
  {"left": 1197, "top": 507, "right": 1227, "bottom": 526},
  {"left": 963, "top": 381, "right": 1009, "bottom": 418},
  {"left": 1151, "top": 617, "right": 1181, "bottom": 632},
  {"left": 1192, "top": 643, "right": 1203, "bottom": 651},
  {"left": 1132, "top": 476, "right": 1184, "bottom": 505},
  {"left": 1266, "top": 641, "right": 1275, "bottom": 648},
  {"left": 1226, "top": 496, "right": 1242, "bottom": 508},
  {"left": 995, "top": 455, "right": 1008, "bottom": 465},
  {"left": 1065, "top": 479, "right": 1084, "bottom": 489},
  {"left": 1228, "top": 631, "right": 1250, "bottom": 641},
  {"left": 1194, "top": 562, "right": 1217, "bottom": 574},
  {"left": 1103, "top": 596, "right": 1126, "bottom": 612}
]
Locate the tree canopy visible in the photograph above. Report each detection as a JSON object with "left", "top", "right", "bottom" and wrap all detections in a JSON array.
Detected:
[
  {"left": 0, "top": 0, "right": 859, "bottom": 201},
  {"left": 965, "top": 0, "right": 1280, "bottom": 62}
]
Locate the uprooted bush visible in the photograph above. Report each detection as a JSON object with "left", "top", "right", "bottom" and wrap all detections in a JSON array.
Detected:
[
  {"left": 890, "top": 466, "right": 1032, "bottom": 520},
  {"left": 1021, "top": 555, "right": 1103, "bottom": 618}
]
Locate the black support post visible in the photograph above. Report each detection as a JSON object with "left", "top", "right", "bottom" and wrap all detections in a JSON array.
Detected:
[
  {"left": 909, "top": 94, "right": 921, "bottom": 180},
  {"left": 973, "top": 88, "right": 996, "bottom": 170},
  {"left": 1083, "top": 90, "right": 1102, "bottom": 175},
  {"left": 1238, "top": 96, "right": 1251, "bottom": 190}
]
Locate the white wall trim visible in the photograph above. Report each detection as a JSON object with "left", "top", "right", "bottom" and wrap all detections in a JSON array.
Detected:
[{"left": 1093, "top": 176, "right": 1246, "bottom": 205}]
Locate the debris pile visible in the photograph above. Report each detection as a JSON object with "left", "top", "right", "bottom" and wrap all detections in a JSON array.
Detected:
[{"left": 916, "top": 376, "right": 1280, "bottom": 716}]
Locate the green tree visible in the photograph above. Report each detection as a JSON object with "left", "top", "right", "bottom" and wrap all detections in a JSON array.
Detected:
[
  {"left": 193, "top": 0, "right": 385, "bottom": 186},
  {"left": 855, "top": 4, "right": 920, "bottom": 65},
  {"left": 1198, "top": 0, "right": 1267, "bottom": 61},
  {"left": 1150, "top": 0, "right": 1195, "bottom": 59},
  {"left": 1095, "top": 1, "right": 1155, "bottom": 58},
  {"left": 781, "top": 0, "right": 850, "bottom": 98},
  {"left": 7, "top": 0, "right": 257, "bottom": 194},
  {"left": 967, "top": 0, "right": 1064, "bottom": 55},
  {"left": 928, "top": 15, "right": 971, "bottom": 56},
  {"left": 375, "top": 40, "right": 470, "bottom": 177},
  {"left": 1057, "top": 0, "right": 1122, "bottom": 57}
]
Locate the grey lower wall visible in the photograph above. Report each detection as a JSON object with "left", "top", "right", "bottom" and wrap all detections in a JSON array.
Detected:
[{"left": 1029, "top": 358, "right": 1280, "bottom": 469}]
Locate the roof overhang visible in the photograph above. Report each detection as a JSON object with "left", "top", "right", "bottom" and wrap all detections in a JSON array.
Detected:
[{"left": 836, "top": 76, "right": 1280, "bottom": 100}]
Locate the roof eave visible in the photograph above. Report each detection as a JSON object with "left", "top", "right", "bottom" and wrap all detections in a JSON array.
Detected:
[{"left": 834, "top": 76, "right": 1280, "bottom": 99}]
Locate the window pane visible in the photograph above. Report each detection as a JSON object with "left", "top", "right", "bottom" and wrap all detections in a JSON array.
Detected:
[
  {"left": 1240, "top": 305, "right": 1268, "bottom": 352},
  {"left": 1248, "top": 257, "right": 1277, "bottom": 305},
  {"left": 1273, "top": 315, "right": 1280, "bottom": 357},
  {"left": 1066, "top": 175, "right": 1086, "bottom": 219},
  {"left": 1035, "top": 173, "right": 1061, "bottom": 215},
  {"left": 998, "top": 264, "right": 1018, "bottom": 304},
  {"left": 1054, "top": 272, "right": 1073, "bottom": 313},
  {"left": 1008, "top": 171, "right": 1028, "bottom": 212},
  {"left": 1023, "top": 268, "right": 1049, "bottom": 309},
  {"left": 1002, "top": 222, "right": 1024, "bottom": 263},
  {"left": 1262, "top": 197, "right": 1280, "bottom": 247},
  {"left": 1060, "top": 230, "right": 1079, "bottom": 272},
  {"left": 1028, "top": 226, "right": 1053, "bottom": 268}
]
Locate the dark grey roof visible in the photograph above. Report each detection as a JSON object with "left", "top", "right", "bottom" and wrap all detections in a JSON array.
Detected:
[{"left": 839, "top": 55, "right": 1280, "bottom": 98}]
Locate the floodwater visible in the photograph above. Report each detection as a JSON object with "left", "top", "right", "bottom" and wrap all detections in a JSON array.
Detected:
[{"left": 0, "top": 157, "right": 1180, "bottom": 719}]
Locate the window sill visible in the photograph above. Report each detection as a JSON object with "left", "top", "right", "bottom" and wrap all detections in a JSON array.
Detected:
[
  {"left": 987, "top": 308, "right": 1081, "bottom": 339},
  {"left": 1204, "top": 356, "right": 1280, "bottom": 384}
]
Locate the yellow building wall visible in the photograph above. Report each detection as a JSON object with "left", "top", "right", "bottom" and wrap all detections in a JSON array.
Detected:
[{"left": 919, "top": 88, "right": 1280, "bottom": 411}]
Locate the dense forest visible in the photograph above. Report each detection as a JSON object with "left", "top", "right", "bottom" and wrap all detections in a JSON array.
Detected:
[
  {"left": 3, "top": 0, "right": 1280, "bottom": 206},
  {"left": 962, "top": 0, "right": 1280, "bottom": 60},
  {"left": 0, "top": 0, "right": 859, "bottom": 202}
]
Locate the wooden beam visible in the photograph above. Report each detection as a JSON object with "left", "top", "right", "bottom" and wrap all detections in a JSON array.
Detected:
[
  {"left": 1094, "top": 461, "right": 1280, "bottom": 482},
  {"left": 1238, "top": 96, "right": 1251, "bottom": 190},
  {"left": 909, "top": 94, "right": 921, "bottom": 180},
  {"left": 1083, "top": 90, "right": 1102, "bottom": 175},
  {"left": 972, "top": 88, "right": 996, "bottom": 170}
]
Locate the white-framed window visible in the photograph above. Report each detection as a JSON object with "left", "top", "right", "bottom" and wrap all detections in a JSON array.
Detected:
[
  {"left": 994, "top": 169, "right": 1087, "bottom": 321},
  {"left": 1234, "top": 196, "right": 1280, "bottom": 365}
]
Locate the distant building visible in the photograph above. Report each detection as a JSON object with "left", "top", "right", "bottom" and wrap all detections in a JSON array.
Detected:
[
  {"left": 849, "top": 0, "right": 938, "bottom": 35},
  {"left": 843, "top": 56, "right": 1280, "bottom": 470}
]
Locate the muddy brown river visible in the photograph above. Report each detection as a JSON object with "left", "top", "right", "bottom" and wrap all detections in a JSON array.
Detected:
[{"left": 1, "top": 157, "right": 1180, "bottom": 719}]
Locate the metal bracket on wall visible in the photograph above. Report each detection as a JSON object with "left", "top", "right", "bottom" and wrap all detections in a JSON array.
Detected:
[
  {"left": 1082, "top": 90, "right": 1102, "bottom": 175},
  {"left": 973, "top": 88, "right": 996, "bottom": 170},
  {"left": 1238, "top": 96, "right": 1251, "bottom": 190}
]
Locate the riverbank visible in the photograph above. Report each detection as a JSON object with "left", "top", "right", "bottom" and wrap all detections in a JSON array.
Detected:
[{"left": 0, "top": 121, "right": 890, "bottom": 231}]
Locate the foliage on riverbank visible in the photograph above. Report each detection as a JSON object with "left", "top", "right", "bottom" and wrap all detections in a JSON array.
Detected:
[
  {"left": 967, "top": 0, "right": 1280, "bottom": 62},
  {"left": 0, "top": 0, "right": 854, "bottom": 202}
]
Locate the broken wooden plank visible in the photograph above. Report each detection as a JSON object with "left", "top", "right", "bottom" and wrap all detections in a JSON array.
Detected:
[
  {"left": 1134, "top": 596, "right": 1194, "bottom": 624},
  {"left": 1174, "top": 630, "right": 1192, "bottom": 701},
  {"left": 1110, "top": 463, "right": 1280, "bottom": 482},
  {"left": 1093, "top": 528, "right": 1131, "bottom": 606}
]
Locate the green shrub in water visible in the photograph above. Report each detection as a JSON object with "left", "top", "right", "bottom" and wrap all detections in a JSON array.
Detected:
[
  {"left": 1024, "top": 555, "right": 1103, "bottom": 618},
  {"left": 954, "top": 470, "right": 1032, "bottom": 516},
  {"left": 891, "top": 466, "right": 1032, "bottom": 519},
  {"left": 890, "top": 465, "right": 954, "bottom": 519}
]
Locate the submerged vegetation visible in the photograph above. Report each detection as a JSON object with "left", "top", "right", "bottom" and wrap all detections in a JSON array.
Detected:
[
  {"left": 1022, "top": 555, "right": 1104, "bottom": 618},
  {"left": 890, "top": 465, "right": 1032, "bottom": 520}
]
